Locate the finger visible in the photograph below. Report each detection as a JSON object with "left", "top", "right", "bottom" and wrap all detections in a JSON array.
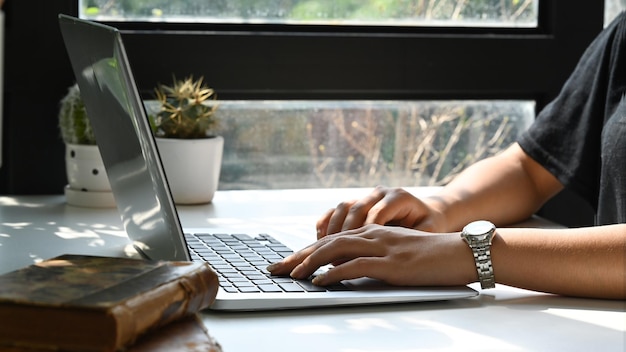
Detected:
[
  {"left": 289, "top": 232, "right": 383, "bottom": 279},
  {"left": 315, "top": 208, "right": 335, "bottom": 239},
  {"left": 312, "top": 257, "right": 390, "bottom": 286},
  {"left": 266, "top": 241, "right": 320, "bottom": 275},
  {"left": 267, "top": 227, "right": 365, "bottom": 276},
  {"left": 341, "top": 187, "right": 387, "bottom": 232},
  {"left": 364, "top": 189, "right": 425, "bottom": 228},
  {"left": 326, "top": 200, "right": 357, "bottom": 235}
]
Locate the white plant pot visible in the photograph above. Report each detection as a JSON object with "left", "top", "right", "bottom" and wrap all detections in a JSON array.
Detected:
[
  {"left": 64, "top": 143, "right": 115, "bottom": 208},
  {"left": 156, "top": 136, "right": 224, "bottom": 204}
]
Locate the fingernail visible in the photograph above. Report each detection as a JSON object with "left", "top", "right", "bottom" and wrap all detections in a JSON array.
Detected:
[
  {"left": 266, "top": 262, "right": 279, "bottom": 272},
  {"left": 290, "top": 264, "right": 305, "bottom": 279},
  {"left": 312, "top": 272, "right": 326, "bottom": 285}
]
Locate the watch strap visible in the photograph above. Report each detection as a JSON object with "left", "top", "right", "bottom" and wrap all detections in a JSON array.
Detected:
[{"left": 471, "top": 242, "right": 495, "bottom": 289}]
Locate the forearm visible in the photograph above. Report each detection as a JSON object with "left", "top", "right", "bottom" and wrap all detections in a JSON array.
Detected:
[
  {"left": 492, "top": 224, "right": 626, "bottom": 299},
  {"left": 425, "top": 144, "right": 563, "bottom": 232}
]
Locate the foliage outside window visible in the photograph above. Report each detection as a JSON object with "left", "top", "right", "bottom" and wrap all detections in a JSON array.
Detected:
[
  {"left": 145, "top": 100, "right": 534, "bottom": 190},
  {"left": 81, "top": 0, "right": 537, "bottom": 27}
]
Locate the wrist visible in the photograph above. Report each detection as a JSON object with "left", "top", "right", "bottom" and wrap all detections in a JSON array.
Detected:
[
  {"left": 460, "top": 220, "right": 497, "bottom": 289},
  {"left": 422, "top": 195, "right": 455, "bottom": 232}
]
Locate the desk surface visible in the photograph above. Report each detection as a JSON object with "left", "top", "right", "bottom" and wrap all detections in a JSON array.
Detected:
[{"left": 0, "top": 188, "right": 624, "bottom": 351}]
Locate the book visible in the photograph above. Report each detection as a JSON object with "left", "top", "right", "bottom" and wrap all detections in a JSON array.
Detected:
[
  {"left": 0, "top": 254, "right": 219, "bottom": 352},
  {"left": 0, "top": 314, "right": 223, "bottom": 352},
  {"left": 128, "top": 314, "right": 222, "bottom": 352}
]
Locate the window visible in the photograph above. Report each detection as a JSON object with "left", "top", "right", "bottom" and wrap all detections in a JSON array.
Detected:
[
  {"left": 605, "top": 0, "right": 626, "bottom": 27},
  {"left": 90, "top": 0, "right": 543, "bottom": 190},
  {"left": 81, "top": 0, "right": 538, "bottom": 28},
  {"left": 146, "top": 99, "right": 534, "bottom": 189},
  {"left": 74, "top": 1, "right": 588, "bottom": 191}
]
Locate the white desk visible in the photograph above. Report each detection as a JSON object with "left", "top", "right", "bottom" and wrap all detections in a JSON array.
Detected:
[{"left": 0, "top": 188, "right": 624, "bottom": 351}]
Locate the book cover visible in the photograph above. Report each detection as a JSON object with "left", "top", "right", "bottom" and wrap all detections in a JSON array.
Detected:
[
  {"left": 0, "top": 254, "right": 219, "bottom": 352},
  {"left": 128, "top": 314, "right": 222, "bottom": 352},
  {"left": 0, "top": 314, "right": 222, "bottom": 352}
]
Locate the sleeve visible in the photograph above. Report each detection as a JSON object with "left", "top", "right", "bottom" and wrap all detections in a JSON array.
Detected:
[{"left": 517, "top": 11, "right": 626, "bottom": 207}]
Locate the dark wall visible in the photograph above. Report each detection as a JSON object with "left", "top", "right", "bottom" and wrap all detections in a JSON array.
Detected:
[{"left": 0, "top": 1, "right": 77, "bottom": 194}]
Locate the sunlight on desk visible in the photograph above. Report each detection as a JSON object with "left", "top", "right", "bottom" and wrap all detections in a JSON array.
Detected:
[
  {"left": 1, "top": 222, "right": 31, "bottom": 229},
  {"left": 544, "top": 308, "right": 626, "bottom": 331},
  {"left": 0, "top": 197, "right": 47, "bottom": 208},
  {"left": 347, "top": 317, "right": 398, "bottom": 331},
  {"left": 285, "top": 313, "right": 528, "bottom": 351},
  {"left": 55, "top": 226, "right": 106, "bottom": 240},
  {"left": 291, "top": 324, "right": 337, "bottom": 334},
  {"left": 0, "top": 195, "right": 135, "bottom": 274}
]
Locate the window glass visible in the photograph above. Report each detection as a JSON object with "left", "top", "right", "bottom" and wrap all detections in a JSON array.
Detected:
[
  {"left": 80, "top": 0, "right": 538, "bottom": 28},
  {"left": 605, "top": 0, "right": 626, "bottom": 26},
  {"left": 147, "top": 100, "right": 534, "bottom": 190}
]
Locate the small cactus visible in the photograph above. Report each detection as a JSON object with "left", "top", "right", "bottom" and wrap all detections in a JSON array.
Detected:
[
  {"left": 58, "top": 84, "right": 96, "bottom": 145},
  {"left": 151, "top": 75, "right": 219, "bottom": 139}
]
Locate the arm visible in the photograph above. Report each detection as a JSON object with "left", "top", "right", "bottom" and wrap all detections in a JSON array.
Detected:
[
  {"left": 269, "top": 224, "right": 626, "bottom": 299},
  {"left": 317, "top": 143, "right": 563, "bottom": 236},
  {"left": 492, "top": 225, "right": 626, "bottom": 299},
  {"left": 268, "top": 143, "right": 626, "bottom": 299},
  {"left": 424, "top": 142, "right": 564, "bottom": 231}
]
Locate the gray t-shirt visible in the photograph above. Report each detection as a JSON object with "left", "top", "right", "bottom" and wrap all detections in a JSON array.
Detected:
[{"left": 518, "top": 12, "right": 626, "bottom": 225}]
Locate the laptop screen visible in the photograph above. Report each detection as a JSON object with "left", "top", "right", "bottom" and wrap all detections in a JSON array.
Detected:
[{"left": 58, "top": 14, "right": 190, "bottom": 261}]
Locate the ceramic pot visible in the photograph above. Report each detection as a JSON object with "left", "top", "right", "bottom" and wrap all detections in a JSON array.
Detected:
[
  {"left": 64, "top": 143, "right": 115, "bottom": 207},
  {"left": 65, "top": 144, "right": 110, "bottom": 191},
  {"left": 155, "top": 136, "right": 224, "bottom": 204}
]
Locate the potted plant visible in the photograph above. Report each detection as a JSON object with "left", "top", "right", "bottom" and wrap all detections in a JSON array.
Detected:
[
  {"left": 58, "top": 83, "right": 114, "bottom": 207},
  {"left": 150, "top": 76, "right": 223, "bottom": 204}
]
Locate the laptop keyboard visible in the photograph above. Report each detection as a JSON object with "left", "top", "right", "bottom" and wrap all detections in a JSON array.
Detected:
[{"left": 185, "top": 233, "right": 348, "bottom": 293}]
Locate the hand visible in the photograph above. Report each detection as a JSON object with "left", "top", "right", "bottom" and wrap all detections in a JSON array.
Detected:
[
  {"left": 268, "top": 224, "right": 476, "bottom": 287},
  {"left": 316, "top": 186, "right": 447, "bottom": 239}
]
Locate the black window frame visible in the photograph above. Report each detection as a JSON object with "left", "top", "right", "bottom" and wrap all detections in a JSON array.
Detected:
[{"left": 0, "top": 0, "right": 604, "bottom": 226}]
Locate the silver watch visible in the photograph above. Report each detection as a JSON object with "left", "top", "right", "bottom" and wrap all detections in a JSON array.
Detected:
[{"left": 460, "top": 220, "right": 496, "bottom": 289}]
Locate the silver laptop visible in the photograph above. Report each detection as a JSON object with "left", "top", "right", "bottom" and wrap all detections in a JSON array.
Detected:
[{"left": 58, "top": 14, "right": 477, "bottom": 311}]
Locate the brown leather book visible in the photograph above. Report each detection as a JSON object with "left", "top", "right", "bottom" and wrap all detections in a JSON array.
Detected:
[
  {"left": 0, "top": 254, "right": 219, "bottom": 352},
  {"left": 0, "top": 314, "right": 223, "bottom": 352},
  {"left": 128, "top": 313, "right": 222, "bottom": 352}
]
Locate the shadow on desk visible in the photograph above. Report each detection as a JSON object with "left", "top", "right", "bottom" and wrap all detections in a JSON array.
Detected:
[
  {"left": 477, "top": 288, "right": 626, "bottom": 313},
  {"left": 0, "top": 196, "right": 133, "bottom": 275}
]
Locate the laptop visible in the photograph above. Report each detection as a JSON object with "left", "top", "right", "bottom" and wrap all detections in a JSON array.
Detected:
[{"left": 58, "top": 14, "right": 477, "bottom": 311}]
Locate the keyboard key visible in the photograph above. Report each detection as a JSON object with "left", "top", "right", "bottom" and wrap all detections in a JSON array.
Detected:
[
  {"left": 271, "top": 277, "right": 296, "bottom": 283},
  {"left": 326, "top": 283, "right": 350, "bottom": 291},
  {"left": 233, "top": 233, "right": 253, "bottom": 240},
  {"left": 233, "top": 281, "right": 255, "bottom": 288},
  {"left": 279, "top": 283, "right": 306, "bottom": 292},
  {"left": 223, "top": 272, "right": 246, "bottom": 280},
  {"left": 258, "top": 284, "right": 282, "bottom": 293},
  {"left": 251, "top": 279, "right": 273, "bottom": 286},
  {"left": 295, "top": 280, "right": 327, "bottom": 292},
  {"left": 228, "top": 277, "right": 250, "bottom": 283}
]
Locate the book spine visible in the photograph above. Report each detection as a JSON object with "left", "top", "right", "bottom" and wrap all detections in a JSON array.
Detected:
[{"left": 110, "top": 264, "right": 219, "bottom": 349}]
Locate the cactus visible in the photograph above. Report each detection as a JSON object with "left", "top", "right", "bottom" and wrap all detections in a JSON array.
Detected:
[
  {"left": 58, "top": 84, "right": 96, "bottom": 145},
  {"left": 151, "top": 75, "right": 219, "bottom": 139}
]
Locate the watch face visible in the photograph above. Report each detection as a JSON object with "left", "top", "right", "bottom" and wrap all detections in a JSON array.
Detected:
[{"left": 464, "top": 220, "right": 495, "bottom": 236}]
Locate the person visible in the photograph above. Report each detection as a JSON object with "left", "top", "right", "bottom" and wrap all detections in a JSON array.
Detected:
[{"left": 267, "top": 13, "right": 626, "bottom": 300}]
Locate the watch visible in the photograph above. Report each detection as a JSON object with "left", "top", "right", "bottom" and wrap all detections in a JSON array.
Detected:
[{"left": 460, "top": 220, "right": 496, "bottom": 289}]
